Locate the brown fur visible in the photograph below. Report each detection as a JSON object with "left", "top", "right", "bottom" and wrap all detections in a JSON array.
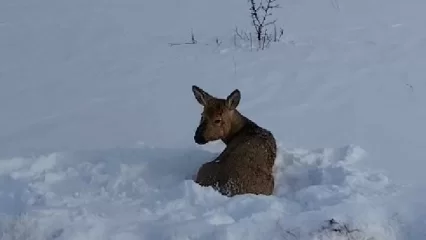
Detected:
[{"left": 191, "top": 85, "right": 277, "bottom": 197}]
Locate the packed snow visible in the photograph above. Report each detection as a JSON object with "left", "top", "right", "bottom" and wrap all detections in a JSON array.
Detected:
[{"left": 2, "top": 0, "right": 426, "bottom": 239}]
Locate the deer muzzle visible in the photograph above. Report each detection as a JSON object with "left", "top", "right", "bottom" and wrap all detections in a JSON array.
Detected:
[{"left": 194, "top": 123, "right": 208, "bottom": 144}]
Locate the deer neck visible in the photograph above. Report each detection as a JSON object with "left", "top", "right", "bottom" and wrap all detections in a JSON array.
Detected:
[{"left": 221, "top": 110, "right": 249, "bottom": 145}]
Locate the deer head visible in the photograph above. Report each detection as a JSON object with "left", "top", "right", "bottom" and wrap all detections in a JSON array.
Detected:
[{"left": 192, "top": 85, "right": 241, "bottom": 145}]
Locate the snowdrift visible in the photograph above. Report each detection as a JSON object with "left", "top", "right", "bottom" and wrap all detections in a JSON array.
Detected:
[{"left": 1, "top": 143, "right": 425, "bottom": 240}]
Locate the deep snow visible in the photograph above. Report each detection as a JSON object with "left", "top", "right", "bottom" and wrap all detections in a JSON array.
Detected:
[
  {"left": 2, "top": 0, "right": 426, "bottom": 239},
  {"left": 1, "top": 144, "right": 424, "bottom": 240}
]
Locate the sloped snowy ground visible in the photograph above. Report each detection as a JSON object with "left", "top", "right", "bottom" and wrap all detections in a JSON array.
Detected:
[
  {"left": 2, "top": 0, "right": 426, "bottom": 239},
  {"left": 2, "top": 143, "right": 425, "bottom": 240},
  {"left": 2, "top": 0, "right": 426, "bottom": 184}
]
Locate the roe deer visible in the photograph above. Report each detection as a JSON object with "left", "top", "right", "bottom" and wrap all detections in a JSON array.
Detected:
[{"left": 191, "top": 85, "right": 277, "bottom": 197}]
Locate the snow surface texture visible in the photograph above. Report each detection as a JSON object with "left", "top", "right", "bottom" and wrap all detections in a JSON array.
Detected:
[
  {"left": 2, "top": 0, "right": 426, "bottom": 239},
  {"left": 1, "top": 144, "right": 425, "bottom": 240}
]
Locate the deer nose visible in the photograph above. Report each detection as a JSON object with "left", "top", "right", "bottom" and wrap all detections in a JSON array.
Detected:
[
  {"left": 194, "top": 134, "right": 207, "bottom": 145},
  {"left": 194, "top": 123, "right": 207, "bottom": 144}
]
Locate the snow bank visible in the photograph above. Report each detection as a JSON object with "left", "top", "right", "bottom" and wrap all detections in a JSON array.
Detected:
[{"left": 1, "top": 144, "right": 423, "bottom": 240}]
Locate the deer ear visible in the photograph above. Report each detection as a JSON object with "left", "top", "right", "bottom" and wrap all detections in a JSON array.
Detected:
[
  {"left": 192, "top": 85, "right": 212, "bottom": 106},
  {"left": 226, "top": 89, "right": 241, "bottom": 110}
]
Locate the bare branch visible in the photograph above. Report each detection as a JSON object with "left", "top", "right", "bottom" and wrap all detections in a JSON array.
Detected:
[
  {"left": 169, "top": 29, "right": 197, "bottom": 47},
  {"left": 264, "top": 19, "right": 277, "bottom": 27}
]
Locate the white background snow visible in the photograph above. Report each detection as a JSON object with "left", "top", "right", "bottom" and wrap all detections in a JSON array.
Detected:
[{"left": 1, "top": 0, "right": 426, "bottom": 239}]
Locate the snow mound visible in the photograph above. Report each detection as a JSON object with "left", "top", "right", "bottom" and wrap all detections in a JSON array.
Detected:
[{"left": 0, "top": 144, "right": 424, "bottom": 239}]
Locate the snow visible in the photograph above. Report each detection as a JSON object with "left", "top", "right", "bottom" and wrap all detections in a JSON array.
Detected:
[
  {"left": 0, "top": 144, "right": 422, "bottom": 240},
  {"left": 1, "top": 0, "right": 426, "bottom": 239}
]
